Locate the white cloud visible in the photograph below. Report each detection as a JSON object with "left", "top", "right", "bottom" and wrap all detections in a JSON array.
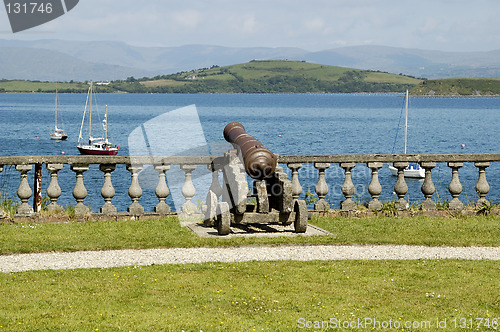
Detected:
[
  {"left": 2, "top": 0, "right": 500, "bottom": 52},
  {"left": 302, "top": 18, "right": 326, "bottom": 33},
  {"left": 420, "top": 18, "right": 441, "bottom": 34},
  {"left": 170, "top": 10, "right": 202, "bottom": 30},
  {"left": 241, "top": 14, "right": 257, "bottom": 34}
]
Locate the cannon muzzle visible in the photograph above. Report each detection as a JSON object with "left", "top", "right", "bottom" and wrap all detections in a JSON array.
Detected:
[{"left": 223, "top": 122, "right": 276, "bottom": 180}]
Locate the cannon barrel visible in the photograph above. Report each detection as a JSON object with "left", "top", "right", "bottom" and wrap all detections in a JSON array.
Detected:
[{"left": 223, "top": 122, "right": 277, "bottom": 180}]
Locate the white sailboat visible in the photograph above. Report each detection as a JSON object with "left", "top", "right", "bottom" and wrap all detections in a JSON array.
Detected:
[
  {"left": 389, "top": 90, "right": 425, "bottom": 178},
  {"left": 49, "top": 90, "right": 68, "bottom": 140},
  {"left": 77, "top": 81, "right": 119, "bottom": 155}
]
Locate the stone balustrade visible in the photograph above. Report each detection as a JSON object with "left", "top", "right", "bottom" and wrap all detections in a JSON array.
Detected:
[
  {"left": 0, "top": 155, "right": 215, "bottom": 218},
  {"left": 0, "top": 153, "right": 499, "bottom": 219},
  {"left": 278, "top": 153, "right": 500, "bottom": 212}
]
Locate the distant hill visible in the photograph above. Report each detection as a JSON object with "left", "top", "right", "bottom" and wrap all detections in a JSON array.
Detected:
[
  {"left": 306, "top": 46, "right": 500, "bottom": 79},
  {"left": 0, "top": 46, "right": 153, "bottom": 81},
  {"left": 3, "top": 61, "right": 500, "bottom": 95},
  {"left": 115, "top": 60, "right": 422, "bottom": 93},
  {"left": 1, "top": 39, "right": 500, "bottom": 81},
  {"left": 0, "top": 60, "right": 422, "bottom": 94},
  {"left": 411, "top": 78, "right": 500, "bottom": 96}
]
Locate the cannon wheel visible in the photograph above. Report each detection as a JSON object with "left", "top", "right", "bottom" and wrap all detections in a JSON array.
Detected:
[
  {"left": 216, "top": 202, "right": 231, "bottom": 236},
  {"left": 294, "top": 200, "right": 308, "bottom": 233}
]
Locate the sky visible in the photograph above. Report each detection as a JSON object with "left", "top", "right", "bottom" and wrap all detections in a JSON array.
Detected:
[{"left": 1, "top": 0, "right": 500, "bottom": 52}]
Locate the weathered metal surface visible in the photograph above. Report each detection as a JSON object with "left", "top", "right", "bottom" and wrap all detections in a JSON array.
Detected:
[
  {"left": 232, "top": 211, "right": 295, "bottom": 225},
  {"left": 213, "top": 141, "right": 304, "bottom": 235},
  {"left": 223, "top": 122, "right": 276, "bottom": 180}
]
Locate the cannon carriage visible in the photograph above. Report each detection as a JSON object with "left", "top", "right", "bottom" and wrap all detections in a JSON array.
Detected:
[{"left": 205, "top": 122, "right": 308, "bottom": 236}]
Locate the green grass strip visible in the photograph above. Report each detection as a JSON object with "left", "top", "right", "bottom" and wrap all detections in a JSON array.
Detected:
[
  {"left": 0, "top": 214, "right": 499, "bottom": 254},
  {"left": 0, "top": 260, "right": 498, "bottom": 331}
]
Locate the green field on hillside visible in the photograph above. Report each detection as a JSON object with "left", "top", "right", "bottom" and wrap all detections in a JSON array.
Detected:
[
  {"left": 4, "top": 62, "right": 500, "bottom": 95},
  {"left": 133, "top": 60, "right": 422, "bottom": 93},
  {"left": 411, "top": 78, "right": 500, "bottom": 96},
  {"left": 0, "top": 80, "right": 89, "bottom": 93}
]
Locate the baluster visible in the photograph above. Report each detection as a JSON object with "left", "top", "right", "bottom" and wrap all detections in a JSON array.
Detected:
[
  {"left": 393, "top": 162, "right": 409, "bottom": 210},
  {"left": 340, "top": 162, "right": 356, "bottom": 211},
  {"left": 367, "top": 162, "right": 383, "bottom": 211},
  {"left": 127, "top": 164, "right": 144, "bottom": 215},
  {"left": 71, "top": 164, "right": 90, "bottom": 216},
  {"left": 100, "top": 164, "right": 117, "bottom": 214},
  {"left": 208, "top": 163, "right": 222, "bottom": 199},
  {"left": 181, "top": 164, "right": 198, "bottom": 214},
  {"left": 288, "top": 163, "right": 303, "bottom": 200},
  {"left": 154, "top": 164, "right": 171, "bottom": 214},
  {"left": 447, "top": 162, "right": 464, "bottom": 210},
  {"left": 474, "top": 162, "right": 490, "bottom": 209},
  {"left": 46, "top": 163, "right": 63, "bottom": 212},
  {"left": 16, "top": 164, "right": 34, "bottom": 215},
  {"left": 204, "top": 163, "right": 222, "bottom": 226},
  {"left": 420, "top": 162, "right": 437, "bottom": 210},
  {"left": 314, "top": 163, "right": 330, "bottom": 211}
]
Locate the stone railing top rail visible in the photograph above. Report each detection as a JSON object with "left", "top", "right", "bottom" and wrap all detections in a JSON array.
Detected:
[
  {"left": 277, "top": 153, "right": 500, "bottom": 164},
  {"left": 0, "top": 155, "right": 217, "bottom": 165},
  {"left": 1, "top": 153, "right": 500, "bottom": 166}
]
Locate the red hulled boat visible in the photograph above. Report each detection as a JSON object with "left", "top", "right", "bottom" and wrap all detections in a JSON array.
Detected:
[{"left": 77, "top": 81, "right": 119, "bottom": 155}]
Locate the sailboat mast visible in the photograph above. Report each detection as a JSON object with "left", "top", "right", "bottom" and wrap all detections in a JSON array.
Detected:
[
  {"left": 54, "top": 89, "right": 58, "bottom": 130},
  {"left": 105, "top": 105, "right": 108, "bottom": 142},
  {"left": 89, "top": 81, "right": 93, "bottom": 140},
  {"left": 404, "top": 89, "right": 408, "bottom": 155}
]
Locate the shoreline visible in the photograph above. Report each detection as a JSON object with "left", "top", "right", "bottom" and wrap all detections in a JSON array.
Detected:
[{"left": 1, "top": 91, "right": 500, "bottom": 97}]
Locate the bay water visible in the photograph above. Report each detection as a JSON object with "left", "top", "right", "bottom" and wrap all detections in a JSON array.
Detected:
[{"left": 0, "top": 93, "right": 498, "bottom": 211}]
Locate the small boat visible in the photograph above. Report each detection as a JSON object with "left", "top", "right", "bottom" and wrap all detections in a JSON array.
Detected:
[
  {"left": 77, "top": 82, "right": 119, "bottom": 155},
  {"left": 389, "top": 90, "right": 425, "bottom": 178},
  {"left": 49, "top": 90, "right": 68, "bottom": 140},
  {"left": 389, "top": 161, "right": 425, "bottom": 178}
]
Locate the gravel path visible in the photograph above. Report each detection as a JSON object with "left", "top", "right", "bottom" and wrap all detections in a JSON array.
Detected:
[{"left": 1, "top": 244, "right": 499, "bottom": 273}]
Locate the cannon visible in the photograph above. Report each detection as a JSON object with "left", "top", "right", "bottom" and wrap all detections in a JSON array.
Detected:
[
  {"left": 223, "top": 122, "right": 277, "bottom": 180},
  {"left": 205, "top": 122, "right": 308, "bottom": 235}
]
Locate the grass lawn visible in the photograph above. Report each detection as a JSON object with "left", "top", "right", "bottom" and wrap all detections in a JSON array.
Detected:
[
  {"left": 0, "top": 260, "right": 498, "bottom": 331},
  {"left": 0, "top": 214, "right": 499, "bottom": 331},
  {"left": 0, "top": 214, "right": 499, "bottom": 254}
]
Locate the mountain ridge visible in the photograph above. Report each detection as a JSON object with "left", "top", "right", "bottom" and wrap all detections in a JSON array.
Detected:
[
  {"left": 1, "top": 39, "right": 499, "bottom": 81},
  {"left": 0, "top": 46, "right": 154, "bottom": 81}
]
